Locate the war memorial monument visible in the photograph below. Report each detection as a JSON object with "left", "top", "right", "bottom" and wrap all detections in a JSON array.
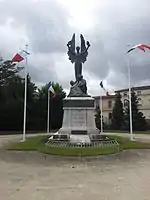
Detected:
[{"left": 47, "top": 34, "right": 112, "bottom": 145}]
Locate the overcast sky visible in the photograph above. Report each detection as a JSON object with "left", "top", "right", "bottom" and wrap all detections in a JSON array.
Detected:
[{"left": 0, "top": 0, "right": 150, "bottom": 95}]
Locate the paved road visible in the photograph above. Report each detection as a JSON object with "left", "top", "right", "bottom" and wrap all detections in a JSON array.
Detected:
[{"left": 1, "top": 134, "right": 150, "bottom": 200}]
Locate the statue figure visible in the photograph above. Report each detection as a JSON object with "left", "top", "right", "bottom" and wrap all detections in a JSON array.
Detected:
[
  {"left": 68, "top": 74, "right": 90, "bottom": 97},
  {"left": 67, "top": 33, "right": 90, "bottom": 81},
  {"left": 67, "top": 34, "right": 91, "bottom": 97}
]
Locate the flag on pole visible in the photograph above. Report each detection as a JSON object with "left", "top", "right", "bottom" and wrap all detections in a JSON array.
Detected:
[
  {"left": 100, "top": 81, "right": 110, "bottom": 96},
  {"left": 47, "top": 82, "right": 56, "bottom": 97},
  {"left": 0, "top": 53, "right": 3, "bottom": 64},
  {"left": 127, "top": 44, "right": 150, "bottom": 53},
  {"left": 0, "top": 55, "right": 3, "bottom": 62},
  {"left": 12, "top": 50, "right": 30, "bottom": 63},
  {"left": 100, "top": 81, "right": 104, "bottom": 89}
]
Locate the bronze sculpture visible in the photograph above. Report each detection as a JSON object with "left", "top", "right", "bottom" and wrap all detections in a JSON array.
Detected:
[{"left": 67, "top": 34, "right": 90, "bottom": 97}]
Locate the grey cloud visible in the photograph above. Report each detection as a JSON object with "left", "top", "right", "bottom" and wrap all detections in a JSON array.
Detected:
[
  {"left": 28, "top": 53, "right": 57, "bottom": 84},
  {"left": 86, "top": 35, "right": 110, "bottom": 79},
  {"left": 1, "top": 0, "right": 150, "bottom": 94},
  {"left": 85, "top": 0, "right": 150, "bottom": 88},
  {"left": 0, "top": 0, "right": 74, "bottom": 87},
  {"left": 0, "top": 0, "right": 71, "bottom": 54}
]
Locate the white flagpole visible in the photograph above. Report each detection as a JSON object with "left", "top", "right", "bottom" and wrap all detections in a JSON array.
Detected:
[
  {"left": 100, "top": 95, "right": 103, "bottom": 133},
  {"left": 22, "top": 44, "right": 28, "bottom": 141},
  {"left": 127, "top": 57, "right": 133, "bottom": 140},
  {"left": 47, "top": 90, "right": 50, "bottom": 133}
]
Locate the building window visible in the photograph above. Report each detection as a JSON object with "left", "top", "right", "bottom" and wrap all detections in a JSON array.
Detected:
[
  {"left": 108, "top": 112, "right": 112, "bottom": 119},
  {"left": 108, "top": 100, "right": 112, "bottom": 108},
  {"left": 137, "top": 91, "right": 141, "bottom": 95},
  {"left": 124, "top": 99, "right": 129, "bottom": 107},
  {"left": 123, "top": 92, "right": 127, "bottom": 97}
]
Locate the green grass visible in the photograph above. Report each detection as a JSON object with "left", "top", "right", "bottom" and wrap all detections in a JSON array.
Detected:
[
  {"left": 8, "top": 135, "right": 46, "bottom": 151},
  {"left": 109, "top": 135, "right": 150, "bottom": 150},
  {"left": 104, "top": 130, "right": 150, "bottom": 134},
  {"left": 7, "top": 135, "right": 150, "bottom": 156}
]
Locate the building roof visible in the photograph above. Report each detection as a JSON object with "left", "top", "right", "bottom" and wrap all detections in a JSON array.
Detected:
[
  {"left": 115, "top": 85, "right": 150, "bottom": 93},
  {"left": 93, "top": 94, "right": 116, "bottom": 100},
  {"left": 93, "top": 85, "right": 150, "bottom": 99}
]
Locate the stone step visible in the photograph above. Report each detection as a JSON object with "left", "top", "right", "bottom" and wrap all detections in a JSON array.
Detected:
[{"left": 70, "top": 134, "right": 91, "bottom": 144}]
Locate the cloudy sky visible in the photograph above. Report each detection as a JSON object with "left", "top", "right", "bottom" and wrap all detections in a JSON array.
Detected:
[{"left": 0, "top": 0, "right": 150, "bottom": 95}]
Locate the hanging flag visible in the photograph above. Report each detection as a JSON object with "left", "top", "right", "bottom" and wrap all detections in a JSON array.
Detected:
[
  {"left": 48, "top": 82, "right": 56, "bottom": 97},
  {"left": 12, "top": 50, "right": 30, "bottom": 63},
  {"left": 127, "top": 44, "right": 150, "bottom": 53},
  {"left": 0, "top": 55, "right": 3, "bottom": 64},
  {"left": 100, "top": 81, "right": 104, "bottom": 89},
  {"left": 0, "top": 55, "right": 3, "bottom": 62},
  {"left": 100, "top": 81, "right": 110, "bottom": 96}
]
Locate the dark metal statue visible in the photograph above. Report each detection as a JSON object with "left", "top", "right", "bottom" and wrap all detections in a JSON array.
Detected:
[
  {"left": 67, "top": 34, "right": 90, "bottom": 97},
  {"left": 67, "top": 33, "right": 90, "bottom": 81}
]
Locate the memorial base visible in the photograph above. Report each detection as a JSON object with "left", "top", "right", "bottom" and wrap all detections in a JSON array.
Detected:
[{"left": 58, "top": 97, "right": 99, "bottom": 136}]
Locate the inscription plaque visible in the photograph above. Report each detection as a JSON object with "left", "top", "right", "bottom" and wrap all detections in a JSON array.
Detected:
[{"left": 71, "top": 110, "right": 86, "bottom": 128}]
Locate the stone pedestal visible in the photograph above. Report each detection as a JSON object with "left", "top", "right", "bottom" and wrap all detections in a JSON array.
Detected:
[{"left": 58, "top": 97, "right": 99, "bottom": 135}]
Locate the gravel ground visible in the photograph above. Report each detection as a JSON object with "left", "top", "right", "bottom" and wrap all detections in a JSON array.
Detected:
[{"left": 1, "top": 134, "right": 150, "bottom": 200}]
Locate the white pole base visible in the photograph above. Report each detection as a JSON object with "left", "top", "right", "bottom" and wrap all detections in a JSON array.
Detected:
[{"left": 20, "top": 139, "right": 26, "bottom": 142}]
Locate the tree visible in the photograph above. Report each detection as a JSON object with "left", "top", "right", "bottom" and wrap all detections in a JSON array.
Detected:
[
  {"left": 111, "top": 92, "right": 124, "bottom": 130},
  {"left": 0, "top": 67, "right": 66, "bottom": 132},
  {"left": 0, "top": 60, "right": 24, "bottom": 130},
  {"left": 26, "top": 74, "right": 38, "bottom": 130},
  {"left": 0, "top": 75, "right": 25, "bottom": 130},
  {"left": 50, "top": 82, "right": 66, "bottom": 129},
  {"left": 124, "top": 91, "right": 147, "bottom": 131},
  {"left": 0, "top": 60, "right": 23, "bottom": 86},
  {"left": 35, "top": 82, "right": 66, "bottom": 131}
]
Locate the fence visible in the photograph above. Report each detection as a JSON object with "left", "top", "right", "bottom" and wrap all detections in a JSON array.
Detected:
[{"left": 45, "top": 139, "right": 119, "bottom": 149}]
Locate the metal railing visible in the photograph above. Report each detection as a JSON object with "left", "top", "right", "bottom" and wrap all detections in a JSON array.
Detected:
[{"left": 45, "top": 139, "right": 119, "bottom": 149}]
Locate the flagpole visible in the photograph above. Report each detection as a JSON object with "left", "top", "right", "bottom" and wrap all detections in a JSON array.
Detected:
[
  {"left": 100, "top": 95, "right": 103, "bottom": 133},
  {"left": 22, "top": 44, "right": 28, "bottom": 141},
  {"left": 47, "top": 90, "right": 50, "bottom": 133},
  {"left": 127, "top": 56, "right": 133, "bottom": 141}
]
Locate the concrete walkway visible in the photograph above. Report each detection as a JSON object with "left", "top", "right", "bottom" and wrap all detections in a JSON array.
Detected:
[{"left": 1, "top": 133, "right": 150, "bottom": 199}]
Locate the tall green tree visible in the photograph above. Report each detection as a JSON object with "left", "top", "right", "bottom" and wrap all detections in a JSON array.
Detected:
[
  {"left": 0, "top": 60, "right": 25, "bottom": 131},
  {"left": 0, "top": 66, "right": 66, "bottom": 132},
  {"left": 50, "top": 82, "right": 66, "bottom": 129},
  {"left": 124, "top": 91, "right": 147, "bottom": 131},
  {"left": 0, "top": 60, "right": 23, "bottom": 86},
  {"left": 26, "top": 74, "right": 38, "bottom": 130},
  {"left": 111, "top": 92, "right": 124, "bottom": 130},
  {"left": 35, "top": 82, "right": 66, "bottom": 131},
  {"left": 0, "top": 75, "right": 25, "bottom": 130}
]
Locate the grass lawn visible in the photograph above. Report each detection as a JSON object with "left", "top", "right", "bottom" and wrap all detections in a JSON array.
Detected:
[
  {"left": 104, "top": 130, "right": 150, "bottom": 134},
  {"left": 7, "top": 135, "right": 150, "bottom": 156},
  {"left": 109, "top": 135, "right": 150, "bottom": 149}
]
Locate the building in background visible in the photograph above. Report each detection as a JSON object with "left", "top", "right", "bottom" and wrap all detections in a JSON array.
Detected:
[{"left": 94, "top": 85, "right": 150, "bottom": 125}]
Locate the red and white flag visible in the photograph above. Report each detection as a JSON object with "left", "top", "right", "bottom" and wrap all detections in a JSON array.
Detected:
[
  {"left": 127, "top": 44, "right": 150, "bottom": 53},
  {"left": 48, "top": 82, "right": 56, "bottom": 97},
  {"left": 12, "top": 50, "right": 30, "bottom": 63}
]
